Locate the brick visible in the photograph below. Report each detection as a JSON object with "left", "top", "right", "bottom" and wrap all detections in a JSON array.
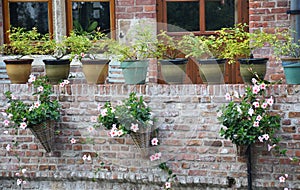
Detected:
[
  {"left": 144, "top": 5, "right": 156, "bottom": 12},
  {"left": 289, "top": 112, "right": 300, "bottom": 118},
  {"left": 188, "top": 170, "right": 207, "bottom": 176},
  {"left": 136, "top": 0, "right": 155, "bottom": 5},
  {"left": 116, "top": 13, "right": 134, "bottom": 19},
  {"left": 262, "top": 2, "right": 275, "bottom": 8}
]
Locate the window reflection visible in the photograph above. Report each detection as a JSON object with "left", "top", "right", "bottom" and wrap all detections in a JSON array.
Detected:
[
  {"left": 166, "top": 2, "right": 200, "bottom": 32},
  {"left": 9, "top": 2, "right": 49, "bottom": 34},
  {"left": 205, "top": 0, "right": 235, "bottom": 30},
  {"left": 72, "top": 2, "right": 110, "bottom": 35}
]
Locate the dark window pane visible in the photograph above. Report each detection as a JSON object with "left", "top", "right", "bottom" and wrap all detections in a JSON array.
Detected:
[
  {"left": 72, "top": 2, "right": 110, "bottom": 35},
  {"left": 205, "top": 0, "right": 235, "bottom": 31},
  {"left": 167, "top": 2, "right": 199, "bottom": 32},
  {"left": 9, "top": 2, "right": 49, "bottom": 34}
]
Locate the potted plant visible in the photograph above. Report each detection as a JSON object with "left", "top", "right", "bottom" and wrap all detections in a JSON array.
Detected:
[
  {"left": 104, "top": 27, "right": 157, "bottom": 85},
  {"left": 75, "top": 31, "right": 111, "bottom": 84},
  {"left": 215, "top": 24, "right": 272, "bottom": 83},
  {"left": 41, "top": 31, "right": 92, "bottom": 84},
  {"left": 271, "top": 28, "right": 300, "bottom": 84},
  {"left": 1, "top": 27, "right": 43, "bottom": 84},
  {"left": 156, "top": 31, "right": 188, "bottom": 84},
  {"left": 95, "top": 92, "right": 155, "bottom": 156},
  {"left": 179, "top": 34, "right": 226, "bottom": 84},
  {"left": 3, "top": 75, "right": 62, "bottom": 152}
]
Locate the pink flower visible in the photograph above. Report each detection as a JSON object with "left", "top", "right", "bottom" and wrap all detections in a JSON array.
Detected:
[
  {"left": 109, "top": 129, "right": 118, "bottom": 137},
  {"left": 101, "top": 109, "right": 107, "bottom": 117},
  {"left": 256, "top": 115, "right": 262, "bottom": 121},
  {"left": 150, "top": 154, "right": 156, "bottom": 161},
  {"left": 151, "top": 138, "right": 159, "bottom": 146},
  {"left": 130, "top": 123, "right": 139, "bottom": 133},
  {"left": 253, "top": 102, "right": 259, "bottom": 108},
  {"left": 258, "top": 136, "right": 264, "bottom": 142},
  {"left": 267, "top": 97, "right": 274, "bottom": 106},
  {"left": 279, "top": 176, "right": 286, "bottom": 183},
  {"left": 70, "top": 138, "right": 77, "bottom": 144},
  {"left": 252, "top": 85, "right": 260, "bottom": 94},
  {"left": 117, "top": 130, "right": 124, "bottom": 137},
  {"left": 251, "top": 78, "right": 257, "bottom": 84},
  {"left": 262, "top": 134, "right": 269, "bottom": 141},
  {"left": 4, "top": 120, "right": 10, "bottom": 126},
  {"left": 37, "top": 86, "right": 44, "bottom": 92},
  {"left": 165, "top": 182, "right": 171, "bottom": 189},
  {"left": 80, "top": 53, "right": 85, "bottom": 58},
  {"left": 259, "top": 83, "right": 266, "bottom": 90},
  {"left": 87, "top": 126, "right": 94, "bottom": 133},
  {"left": 154, "top": 152, "right": 162, "bottom": 160},
  {"left": 19, "top": 122, "right": 27, "bottom": 129},
  {"left": 253, "top": 121, "right": 259, "bottom": 127},
  {"left": 268, "top": 144, "right": 276, "bottom": 151},
  {"left": 33, "top": 101, "right": 40, "bottom": 108},
  {"left": 28, "top": 74, "right": 36, "bottom": 83},
  {"left": 59, "top": 82, "right": 65, "bottom": 88},
  {"left": 225, "top": 93, "right": 231, "bottom": 101},
  {"left": 90, "top": 116, "right": 97, "bottom": 123},
  {"left": 261, "top": 102, "right": 268, "bottom": 109},
  {"left": 63, "top": 80, "right": 70, "bottom": 85}
]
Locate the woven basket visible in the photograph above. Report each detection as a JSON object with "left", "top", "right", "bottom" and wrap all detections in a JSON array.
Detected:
[
  {"left": 28, "top": 120, "right": 54, "bottom": 153},
  {"left": 129, "top": 126, "right": 153, "bottom": 156}
]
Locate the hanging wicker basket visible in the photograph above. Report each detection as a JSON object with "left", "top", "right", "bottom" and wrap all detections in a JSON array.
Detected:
[
  {"left": 28, "top": 120, "right": 55, "bottom": 153},
  {"left": 129, "top": 126, "right": 153, "bottom": 156}
]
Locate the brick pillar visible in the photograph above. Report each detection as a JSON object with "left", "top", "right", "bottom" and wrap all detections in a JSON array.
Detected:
[{"left": 249, "top": 0, "right": 290, "bottom": 82}]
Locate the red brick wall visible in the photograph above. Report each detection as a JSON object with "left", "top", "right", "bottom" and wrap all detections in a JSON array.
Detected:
[
  {"left": 115, "top": 0, "right": 156, "bottom": 20},
  {"left": 0, "top": 83, "right": 299, "bottom": 189}
]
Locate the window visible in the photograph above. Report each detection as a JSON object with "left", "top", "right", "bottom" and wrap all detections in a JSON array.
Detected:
[
  {"left": 66, "top": 0, "right": 115, "bottom": 37},
  {"left": 157, "top": 0, "right": 249, "bottom": 35},
  {"left": 3, "top": 0, "right": 53, "bottom": 43}
]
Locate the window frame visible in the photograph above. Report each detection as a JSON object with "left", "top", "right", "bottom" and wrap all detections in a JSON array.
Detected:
[
  {"left": 157, "top": 0, "right": 249, "bottom": 36},
  {"left": 65, "top": 0, "right": 116, "bottom": 38},
  {"left": 3, "top": 0, "right": 54, "bottom": 43}
]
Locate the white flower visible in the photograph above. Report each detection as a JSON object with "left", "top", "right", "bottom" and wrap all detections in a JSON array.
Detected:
[
  {"left": 233, "top": 91, "right": 239, "bottom": 98},
  {"left": 19, "top": 122, "right": 27, "bottom": 129},
  {"left": 117, "top": 130, "right": 124, "bottom": 137},
  {"left": 4, "top": 120, "right": 10, "bottom": 126},
  {"left": 37, "top": 86, "right": 44, "bottom": 92},
  {"left": 21, "top": 168, "right": 26, "bottom": 174},
  {"left": 251, "top": 78, "right": 257, "bottom": 84},
  {"left": 87, "top": 154, "right": 92, "bottom": 161},
  {"left": 279, "top": 176, "right": 286, "bottom": 183},
  {"left": 82, "top": 154, "right": 87, "bottom": 161},
  {"left": 90, "top": 116, "right": 97, "bottom": 123},
  {"left": 130, "top": 123, "right": 139, "bottom": 133},
  {"left": 262, "top": 134, "right": 269, "bottom": 141},
  {"left": 3, "top": 131, "right": 8, "bottom": 134},
  {"left": 253, "top": 101, "right": 259, "bottom": 108},
  {"left": 225, "top": 93, "right": 231, "bottom": 101},
  {"left": 63, "top": 80, "right": 70, "bottom": 84},
  {"left": 151, "top": 138, "right": 159, "bottom": 146},
  {"left": 236, "top": 106, "right": 242, "bottom": 114},
  {"left": 165, "top": 182, "right": 171, "bottom": 189},
  {"left": 252, "top": 85, "right": 260, "bottom": 94},
  {"left": 28, "top": 74, "right": 36, "bottom": 83},
  {"left": 6, "top": 144, "right": 11, "bottom": 151},
  {"left": 70, "top": 138, "right": 76, "bottom": 144},
  {"left": 267, "top": 97, "right": 274, "bottom": 106},
  {"left": 33, "top": 101, "right": 40, "bottom": 108},
  {"left": 261, "top": 102, "right": 268, "bottom": 109},
  {"left": 256, "top": 115, "right": 262, "bottom": 121},
  {"left": 17, "top": 179, "right": 22, "bottom": 186}
]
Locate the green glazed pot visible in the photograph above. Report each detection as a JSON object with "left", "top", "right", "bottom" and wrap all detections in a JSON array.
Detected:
[{"left": 120, "top": 60, "right": 148, "bottom": 84}]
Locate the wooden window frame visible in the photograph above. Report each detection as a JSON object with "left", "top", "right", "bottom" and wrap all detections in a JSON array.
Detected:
[
  {"left": 157, "top": 0, "right": 248, "bottom": 36},
  {"left": 65, "top": 0, "right": 116, "bottom": 38},
  {"left": 3, "top": 0, "right": 53, "bottom": 43}
]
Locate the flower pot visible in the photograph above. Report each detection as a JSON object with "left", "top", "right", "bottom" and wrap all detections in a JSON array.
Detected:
[
  {"left": 120, "top": 60, "right": 148, "bottom": 84},
  {"left": 239, "top": 58, "right": 268, "bottom": 84},
  {"left": 28, "top": 120, "right": 55, "bottom": 153},
  {"left": 43, "top": 59, "right": 71, "bottom": 84},
  {"left": 4, "top": 59, "right": 33, "bottom": 84},
  {"left": 281, "top": 58, "right": 300, "bottom": 84},
  {"left": 197, "top": 58, "right": 226, "bottom": 84},
  {"left": 81, "top": 59, "right": 110, "bottom": 84},
  {"left": 129, "top": 125, "right": 153, "bottom": 157},
  {"left": 159, "top": 58, "right": 188, "bottom": 84}
]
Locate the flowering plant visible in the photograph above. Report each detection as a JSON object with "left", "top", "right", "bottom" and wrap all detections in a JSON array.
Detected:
[
  {"left": 95, "top": 92, "right": 154, "bottom": 137},
  {"left": 4, "top": 75, "right": 62, "bottom": 130},
  {"left": 217, "top": 78, "right": 282, "bottom": 149}
]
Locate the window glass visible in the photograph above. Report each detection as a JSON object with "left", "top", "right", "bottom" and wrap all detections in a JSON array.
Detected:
[
  {"left": 72, "top": 2, "right": 111, "bottom": 34},
  {"left": 9, "top": 2, "right": 49, "bottom": 34},
  {"left": 166, "top": 2, "right": 199, "bottom": 32},
  {"left": 205, "top": 0, "right": 235, "bottom": 31}
]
